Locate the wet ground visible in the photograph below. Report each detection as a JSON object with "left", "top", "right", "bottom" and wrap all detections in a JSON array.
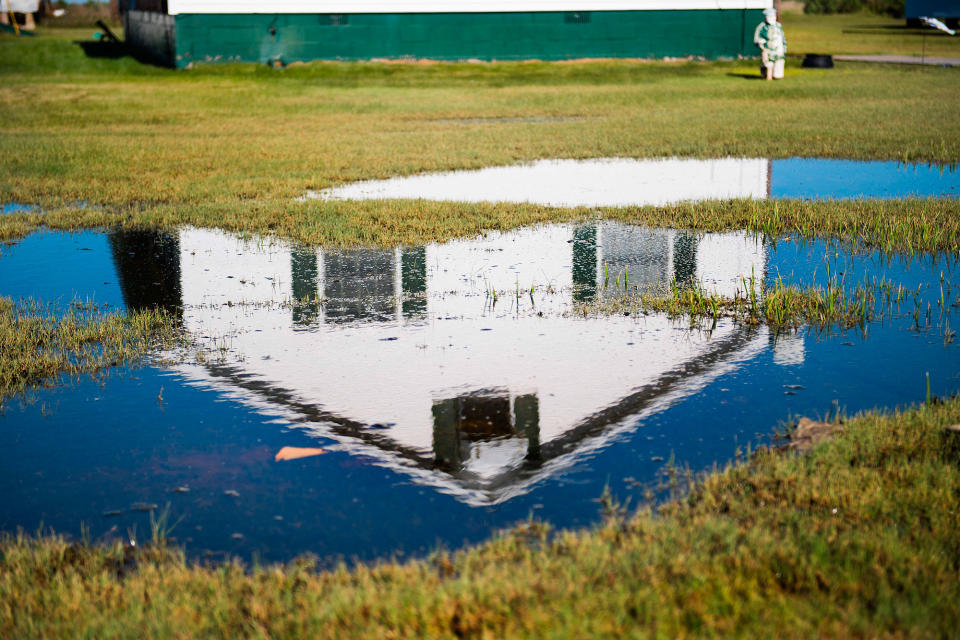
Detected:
[{"left": 1, "top": 221, "right": 958, "bottom": 565}]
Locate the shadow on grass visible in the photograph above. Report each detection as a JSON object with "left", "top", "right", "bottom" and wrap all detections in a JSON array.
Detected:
[
  {"left": 726, "top": 72, "right": 765, "bottom": 80},
  {"left": 76, "top": 40, "right": 128, "bottom": 59},
  {"left": 74, "top": 40, "right": 173, "bottom": 68}
]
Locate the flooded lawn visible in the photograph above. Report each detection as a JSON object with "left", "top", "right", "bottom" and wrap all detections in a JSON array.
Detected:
[
  {"left": 1, "top": 221, "right": 958, "bottom": 564},
  {"left": 308, "top": 158, "right": 959, "bottom": 206}
]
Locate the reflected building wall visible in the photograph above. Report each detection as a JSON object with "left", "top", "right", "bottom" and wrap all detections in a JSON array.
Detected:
[
  {"left": 401, "top": 247, "right": 427, "bottom": 320},
  {"left": 572, "top": 224, "right": 598, "bottom": 303},
  {"left": 172, "top": 226, "right": 771, "bottom": 504},
  {"left": 108, "top": 230, "right": 183, "bottom": 316}
]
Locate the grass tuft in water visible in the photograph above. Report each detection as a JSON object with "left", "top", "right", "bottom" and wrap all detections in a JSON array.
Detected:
[
  {"left": 0, "top": 297, "right": 182, "bottom": 401},
  {"left": 577, "top": 273, "right": 882, "bottom": 331}
]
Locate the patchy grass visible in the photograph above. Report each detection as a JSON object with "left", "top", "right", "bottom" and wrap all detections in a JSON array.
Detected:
[
  {"left": 578, "top": 273, "right": 885, "bottom": 330},
  {"left": 3, "top": 197, "right": 958, "bottom": 255},
  {"left": 1, "top": 31, "right": 958, "bottom": 211},
  {"left": 2, "top": 395, "right": 958, "bottom": 638},
  {"left": 0, "top": 297, "right": 182, "bottom": 401}
]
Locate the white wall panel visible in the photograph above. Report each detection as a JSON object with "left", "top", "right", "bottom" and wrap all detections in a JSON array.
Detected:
[{"left": 169, "top": 0, "right": 771, "bottom": 16}]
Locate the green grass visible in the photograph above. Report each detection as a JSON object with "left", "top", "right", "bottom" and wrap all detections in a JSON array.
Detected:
[
  {"left": 0, "top": 29, "right": 958, "bottom": 254},
  {"left": 782, "top": 11, "right": 960, "bottom": 58},
  {"left": 578, "top": 272, "right": 887, "bottom": 330},
  {"left": 0, "top": 297, "right": 182, "bottom": 402},
  {"left": 2, "top": 395, "right": 958, "bottom": 638},
  {"left": 5, "top": 197, "right": 957, "bottom": 255}
]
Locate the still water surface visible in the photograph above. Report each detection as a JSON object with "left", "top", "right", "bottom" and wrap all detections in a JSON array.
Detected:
[
  {"left": 1, "top": 223, "right": 958, "bottom": 564},
  {"left": 308, "top": 157, "right": 959, "bottom": 206}
]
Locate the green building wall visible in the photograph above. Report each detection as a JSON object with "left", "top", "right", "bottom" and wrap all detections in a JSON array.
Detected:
[{"left": 172, "top": 10, "right": 763, "bottom": 68}]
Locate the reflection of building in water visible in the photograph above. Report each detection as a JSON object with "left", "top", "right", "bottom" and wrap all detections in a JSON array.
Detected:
[
  {"left": 322, "top": 248, "right": 396, "bottom": 323},
  {"left": 312, "top": 157, "right": 772, "bottom": 208},
  {"left": 108, "top": 230, "right": 183, "bottom": 315},
  {"left": 143, "top": 225, "right": 779, "bottom": 505},
  {"left": 433, "top": 390, "right": 541, "bottom": 480},
  {"left": 772, "top": 333, "right": 805, "bottom": 366}
]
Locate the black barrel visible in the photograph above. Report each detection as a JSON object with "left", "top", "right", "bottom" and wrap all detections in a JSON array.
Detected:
[{"left": 802, "top": 54, "right": 834, "bottom": 68}]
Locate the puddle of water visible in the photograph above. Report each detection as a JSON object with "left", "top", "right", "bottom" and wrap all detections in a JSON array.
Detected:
[
  {"left": 1, "top": 203, "right": 37, "bottom": 215},
  {"left": 1, "top": 224, "right": 958, "bottom": 564},
  {"left": 306, "top": 157, "right": 960, "bottom": 207}
]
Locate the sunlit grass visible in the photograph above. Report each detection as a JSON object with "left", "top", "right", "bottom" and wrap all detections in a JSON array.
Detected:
[
  {"left": 3, "top": 197, "right": 957, "bottom": 255},
  {"left": 1, "top": 31, "right": 958, "bottom": 212}
]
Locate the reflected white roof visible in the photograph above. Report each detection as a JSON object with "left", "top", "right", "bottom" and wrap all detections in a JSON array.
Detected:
[{"left": 167, "top": 224, "right": 776, "bottom": 505}]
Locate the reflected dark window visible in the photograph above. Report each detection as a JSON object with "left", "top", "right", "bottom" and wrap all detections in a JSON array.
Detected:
[
  {"left": 673, "top": 233, "right": 698, "bottom": 288},
  {"left": 572, "top": 224, "right": 598, "bottom": 303},
  {"left": 401, "top": 247, "right": 427, "bottom": 320},
  {"left": 514, "top": 394, "right": 540, "bottom": 461},
  {"left": 599, "top": 224, "right": 671, "bottom": 296},
  {"left": 108, "top": 230, "right": 182, "bottom": 316},
  {"left": 432, "top": 390, "right": 541, "bottom": 472},
  {"left": 291, "top": 247, "right": 319, "bottom": 328},
  {"left": 323, "top": 249, "right": 396, "bottom": 323}
]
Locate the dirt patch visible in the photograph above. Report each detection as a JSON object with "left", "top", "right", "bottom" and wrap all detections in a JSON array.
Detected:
[{"left": 789, "top": 417, "right": 843, "bottom": 452}]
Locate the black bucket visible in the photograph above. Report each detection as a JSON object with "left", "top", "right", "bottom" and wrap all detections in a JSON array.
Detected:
[{"left": 802, "top": 54, "right": 834, "bottom": 68}]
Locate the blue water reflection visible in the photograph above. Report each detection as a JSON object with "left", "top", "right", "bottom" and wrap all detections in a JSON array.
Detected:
[
  {"left": 309, "top": 157, "right": 960, "bottom": 206},
  {"left": 770, "top": 159, "right": 959, "bottom": 200},
  {"left": 1, "top": 224, "right": 957, "bottom": 564}
]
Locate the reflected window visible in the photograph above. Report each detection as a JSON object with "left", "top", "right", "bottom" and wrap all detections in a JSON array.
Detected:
[
  {"left": 432, "top": 390, "right": 541, "bottom": 473},
  {"left": 673, "top": 232, "right": 698, "bottom": 288},
  {"left": 323, "top": 249, "right": 396, "bottom": 323},
  {"left": 401, "top": 247, "right": 427, "bottom": 320},
  {"left": 572, "top": 224, "right": 598, "bottom": 303},
  {"left": 291, "top": 247, "right": 320, "bottom": 328}
]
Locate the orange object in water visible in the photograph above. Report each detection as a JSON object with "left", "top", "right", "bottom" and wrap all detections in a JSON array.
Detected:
[{"left": 274, "top": 446, "right": 326, "bottom": 462}]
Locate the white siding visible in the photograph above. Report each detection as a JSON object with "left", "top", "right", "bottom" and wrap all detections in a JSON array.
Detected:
[{"left": 169, "top": 0, "right": 772, "bottom": 16}]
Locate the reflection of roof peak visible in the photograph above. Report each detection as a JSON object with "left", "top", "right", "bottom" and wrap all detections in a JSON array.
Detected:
[{"left": 171, "top": 323, "right": 767, "bottom": 506}]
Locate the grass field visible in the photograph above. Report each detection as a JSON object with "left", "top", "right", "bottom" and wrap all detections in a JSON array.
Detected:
[{"left": 1, "top": 26, "right": 959, "bottom": 251}]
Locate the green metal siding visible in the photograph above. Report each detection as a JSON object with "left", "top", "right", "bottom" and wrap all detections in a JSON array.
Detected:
[{"left": 173, "top": 10, "right": 763, "bottom": 68}]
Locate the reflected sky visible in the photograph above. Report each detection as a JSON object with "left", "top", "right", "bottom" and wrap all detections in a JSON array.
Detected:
[
  {"left": 1, "top": 224, "right": 958, "bottom": 563},
  {"left": 307, "top": 157, "right": 959, "bottom": 206}
]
